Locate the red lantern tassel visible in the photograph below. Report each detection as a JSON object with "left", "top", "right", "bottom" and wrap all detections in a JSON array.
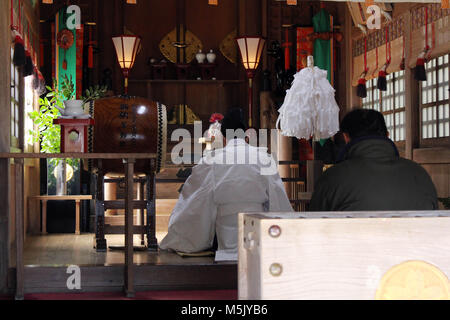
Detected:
[
  {"left": 24, "top": 50, "right": 34, "bottom": 76},
  {"left": 414, "top": 7, "right": 430, "bottom": 82},
  {"left": 414, "top": 55, "right": 427, "bottom": 81},
  {"left": 357, "top": 37, "right": 368, "bottom": 98},
  {"left": 377, "top": 65, "right": 387, "bottom": 91},
  {"left": 357, "top": 77, "right": 367, "bottom": 98},
  {"left": 13, "top": 32, "right": 26, "bottom": 66},
  {"left": 378, "top": 27, "right": 390, "bottom": 91}
]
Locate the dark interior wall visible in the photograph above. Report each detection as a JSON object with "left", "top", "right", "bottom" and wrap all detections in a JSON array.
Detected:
[
  {"left": 39, "top": 0, "right": 349, "bottom": 126},
  {"left": 41, "top": 0, "right": 267, "bottom": 126},
  {"left": 185, "top": 0, "right": 240, "bottom": 80},
  {"left": 122, "top": 0, "right": 241, "bottom": 83},
  {"left": 265, "top": 0, "right": 346, "bottom": 106}
]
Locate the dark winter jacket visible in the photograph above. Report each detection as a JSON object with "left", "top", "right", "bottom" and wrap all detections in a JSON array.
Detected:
[{"left": 309, "top": 137, "right": 439, "bottom": 211}]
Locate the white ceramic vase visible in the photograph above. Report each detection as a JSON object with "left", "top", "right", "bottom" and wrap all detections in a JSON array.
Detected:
[
  {"left": 196, "top": 50, "right": 206, "bottom": 64},
  {"left": 207, "top": 50, "right": 216, "bottom": 64},
  {"left": 60, "top": 100, "right": 86, "bottom": 117}
]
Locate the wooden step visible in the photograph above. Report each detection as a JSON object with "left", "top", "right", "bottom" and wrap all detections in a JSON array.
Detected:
[
  {"left": 23, "top": 263, "right": 237, "bottom": 293},
  {"left": 104, "top": 225, "right": 147, "bottom": 235},
  {"left": 104, "top": 200, "right": 147, "bottom": 210},
  {"left": 156, "top": 183, "right": 182, "bottom": 199},
  {"left": 104, "top": 213, "right": 170, "bottom": 232},
  {"left": 156, "top": 199, "right": 177, "bottom": 215},
  {"left": 105, "top": 214, "right": 139, "bottom": 226},
  {"left": 103, "top": 199, "right": 177, "bottom": 216},
  {"left": 156, "top": 213, "right": 170, "bottom": 233},
  {"left": 157, "top": 167, "right": 184, "bottom": 178}
]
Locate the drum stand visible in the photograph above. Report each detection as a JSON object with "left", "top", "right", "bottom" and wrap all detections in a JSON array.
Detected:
[{"left": 93, "top": 159, "right": 158, "bottom": 252}]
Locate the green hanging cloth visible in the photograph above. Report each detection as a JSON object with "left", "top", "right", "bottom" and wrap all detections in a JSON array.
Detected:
[
  {"left": 55, "top": 7, "right": 77, "bottom": 95},
  {"left": 313, "top": 8, "right": 333, "bottom": 147},
  {"left": 312, "top": 8, "right": 332, "bottom": 84}
]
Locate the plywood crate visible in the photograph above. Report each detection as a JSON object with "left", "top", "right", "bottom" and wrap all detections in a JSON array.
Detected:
[{"left": 238, "top": 211, "right": 450, "bottom": 300}]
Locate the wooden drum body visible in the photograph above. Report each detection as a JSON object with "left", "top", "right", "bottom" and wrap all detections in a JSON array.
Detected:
[{"left": 88, "top": 96, "right": 167, "bottom": 175}]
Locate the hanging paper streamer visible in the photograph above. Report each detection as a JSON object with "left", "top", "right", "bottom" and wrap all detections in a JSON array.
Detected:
[{"left": 277, "top": 56, "right": 340, "bottom": 141}]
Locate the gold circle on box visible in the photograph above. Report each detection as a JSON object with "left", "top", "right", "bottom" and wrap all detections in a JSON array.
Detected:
[{"left": 375, "top": 261, "right": 450, "bottom": 300}]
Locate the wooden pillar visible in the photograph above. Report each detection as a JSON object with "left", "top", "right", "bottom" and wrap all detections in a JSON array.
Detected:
[
  {"left": 0, "top": 159, "right": 9, "bottom": 294},
  {"left": 262, "top": 0, "right": 268, "bottom": 71},
  {"left": 0, "top": 0, "right": 11, "bottom": 294},
  {"left": 104, "top": 175, "right": 118, "bottom": 215},
  {"left": 14, "top": 159, "right": 24, "bottom": 300},
  {"left": 404, "top": 11, "right": 420, "bottom": 160},
  {"left": 278, "top": 133, "right": 292, "bottom": 196},
  {"left": 344, "top": 4, "right": 360, "bottom": 113},
  {"left": 42, "top": 200, "right": 48, "bottom": 235},
  {"left": 123, "top": 158, "right": 135, "bottom": 298},
  {"left": 146, "top": 169, "right": 158, "bottom": 250},
  {"left": 138, "top": 180, "right": 145, "bottom": 246},
  {"left": 306, "top": 160, "right": 324, "bottom": 193}
]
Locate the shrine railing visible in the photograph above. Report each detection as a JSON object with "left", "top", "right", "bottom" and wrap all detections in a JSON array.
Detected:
[{"left": 0, "top": 153, "right": 157, "bottom": 300}]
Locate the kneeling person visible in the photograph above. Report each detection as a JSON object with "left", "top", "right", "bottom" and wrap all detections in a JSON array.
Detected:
[{"left": 160, "top": 109, "right": 293, "bottom": 259}]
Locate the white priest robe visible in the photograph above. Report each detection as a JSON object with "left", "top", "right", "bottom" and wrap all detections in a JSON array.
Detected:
[{"left": 159, "top": 139, "right": 293, "bottom": 260}]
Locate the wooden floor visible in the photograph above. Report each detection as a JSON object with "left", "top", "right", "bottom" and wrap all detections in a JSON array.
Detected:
[
  {"left": 22, "top": 233, "right": 237, "bottom": 293},
  {"left": 24, "top": 233, "right": 219, "bottom": 266}
]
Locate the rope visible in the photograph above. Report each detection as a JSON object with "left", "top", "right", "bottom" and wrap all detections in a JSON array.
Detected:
[
  {"left": 364, "top": 37, "right": 368, "bottom": 73},
  {"left": 385, "top": 25, "right": 391, "bottom": 65},
  {"left": 10, "top": 0, "right": 16, "bottom": 30},
  {"left": 425, "top": 6, "right": 430, "bottom": 51},
  {"left": 372, "top": 47, "right": 378, "bottom": 77}
]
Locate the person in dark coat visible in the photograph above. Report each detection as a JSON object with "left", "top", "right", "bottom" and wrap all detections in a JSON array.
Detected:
[{"left": 310, "top": 109, "right": 438, "bottom": 211}]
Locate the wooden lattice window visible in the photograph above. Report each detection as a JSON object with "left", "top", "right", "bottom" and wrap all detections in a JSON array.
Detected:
[
  {"left": 420, "top": 54, "right": 450, "bottom": 146},
  {"left": 362, "top": 70, "right": 406, "bottom": 142},
  {"left": 10, "top": 47, "right": 21, "bottom": 149}
]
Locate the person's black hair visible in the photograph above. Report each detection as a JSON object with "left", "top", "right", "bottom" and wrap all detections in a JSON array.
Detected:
[
  {"left": 220, "top": 108, "right": 247, "bottom": 139},
  {"left": 340, "top": 109, "right": 388, "bottom": 139}
]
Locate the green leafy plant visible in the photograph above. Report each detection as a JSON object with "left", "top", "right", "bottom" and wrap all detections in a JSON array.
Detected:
[
  {"left": 60, "top": 74, "right": 75, "bottom": 101},
  {"left": 28, "top": 77, "right": 107, "bottom": 167},
  {"left": 28, "top": 78, "right": 75, "bottom": 167},
  {"left": 82, "top": 84, "right": 108, "bottom": 105}
]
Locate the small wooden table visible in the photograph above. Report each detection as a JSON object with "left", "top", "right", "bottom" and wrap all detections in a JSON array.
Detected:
[{"left": 29, "top": 195, "right": 93, "bottom": 235}]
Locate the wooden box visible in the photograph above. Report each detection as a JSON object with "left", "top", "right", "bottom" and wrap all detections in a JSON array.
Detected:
[
  {"left": 53, "top": 119, "right": 95, "bottom": 153},
  {"left": 238, "top": 211, "right": 450, "bottom": 300}
]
